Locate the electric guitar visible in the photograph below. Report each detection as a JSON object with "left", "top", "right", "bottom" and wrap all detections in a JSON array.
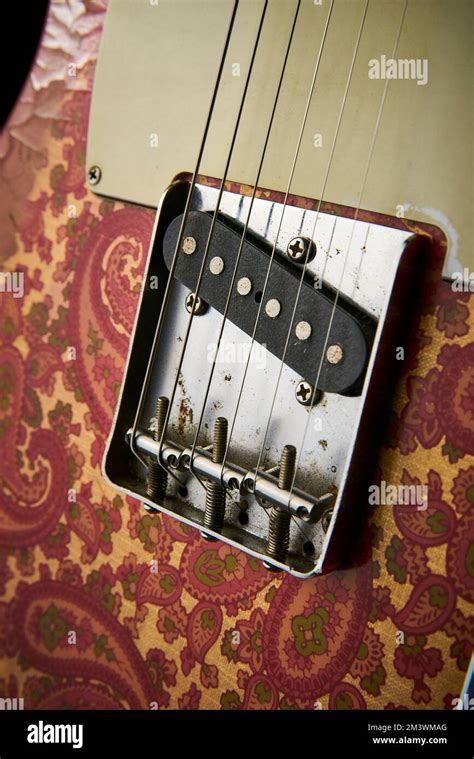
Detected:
[{"left": 0, "top": 0, "right": 472, "bottom": 712}]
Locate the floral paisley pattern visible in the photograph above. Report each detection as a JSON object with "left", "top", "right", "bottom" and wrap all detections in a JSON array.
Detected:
[{"left": 0, "top": 0, "right": 472, "bottom": 711}]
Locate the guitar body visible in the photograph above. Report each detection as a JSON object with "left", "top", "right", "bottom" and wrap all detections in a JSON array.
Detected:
[{"left": 0, "top": 0, "right": 472, "bottom": 712}]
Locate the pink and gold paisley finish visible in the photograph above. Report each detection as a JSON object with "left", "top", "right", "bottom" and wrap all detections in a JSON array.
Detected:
[{"left": 0, "top": 0, "right": 472, "bottom": 710}]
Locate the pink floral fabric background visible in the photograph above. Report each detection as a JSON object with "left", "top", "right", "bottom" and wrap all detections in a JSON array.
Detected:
[{"left": 0, "top": 0, "right": 472, "bottom": 710}]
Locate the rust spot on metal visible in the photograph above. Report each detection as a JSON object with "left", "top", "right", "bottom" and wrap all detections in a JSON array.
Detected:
[{"left": 178, "top": 398, "right": 193, "bottom": 436}]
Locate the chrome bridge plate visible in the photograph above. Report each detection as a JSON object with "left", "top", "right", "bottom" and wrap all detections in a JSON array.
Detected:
[{"left": 103, "top": 181, "right": 426, "bottom": 577}]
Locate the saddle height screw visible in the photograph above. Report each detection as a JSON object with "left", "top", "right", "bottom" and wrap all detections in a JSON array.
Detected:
[
  {"left": 202, "top": 417, "right": 228, "bottom": 538},
  {"left": 265, "top": 445, "right": 296, "bottom": 565},
  {"left": 146, "top": 396, "right": 169, "bottom": 503}
]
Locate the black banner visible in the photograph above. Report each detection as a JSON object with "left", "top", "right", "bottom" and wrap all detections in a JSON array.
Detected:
[{"left": 0, "top": 709, "right": 471, "bottom": 757}]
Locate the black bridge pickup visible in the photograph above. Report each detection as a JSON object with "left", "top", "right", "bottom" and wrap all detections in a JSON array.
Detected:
[{"left": 163, "top": 211, "right": 376, "bottom": 395}]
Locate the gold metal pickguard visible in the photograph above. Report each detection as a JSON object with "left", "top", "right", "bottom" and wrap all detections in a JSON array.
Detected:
[{"left": 87, "top": 0, "right": 473, "bottom": 279}]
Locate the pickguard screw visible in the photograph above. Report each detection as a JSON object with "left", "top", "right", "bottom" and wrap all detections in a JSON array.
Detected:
[
  {"left": 146, "top": 396, "right": 169, "bottom": 503},
  {"left": 264, "top": 444, "right": 296, "bottom": 566},
  {"left": 87, "top": 166, "right": 101, "bottom": 185},
  {"left": 287, "top": 236, "right": 316, "bottom": 263},
  {"left": 295, "top": 379, "right": 320, "bottom": 406},
  {"left": 202, "top": 417, "right": 228, "bottom": 539},
  {"left": 185, "top": 292, "right": 207, "bottom": 315},
  {"left": 182, "top": 236, "right": 197, "bottom": 255}
]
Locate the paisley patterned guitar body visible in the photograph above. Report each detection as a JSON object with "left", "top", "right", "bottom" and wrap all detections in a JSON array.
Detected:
[{"left": 0, "top": 0, "right": 472, "bottom": 715}]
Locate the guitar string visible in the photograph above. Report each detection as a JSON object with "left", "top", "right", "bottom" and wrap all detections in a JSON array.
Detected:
[
  {"left": 187, "top": 0, "right": 304, "bottom": 487},
  {"left": 156, "top": 0, "right": 270, "bottom": 479},
  {"left": 251, "top": 0, "right": 370, "bottom": 492},
  {"left": 286, "top": 0, "right": 410, "bottom": 532},
  {"left": 275, "top": 213, "right": 339, "bottom": 547},
  {"left": 129, "top": 0, "right": 239, "bottom": 472},
  {"left": 218, "top": 0, "right": 336, "bottom": 491},
  {"left": 131, "top": 0, "right": 406, "bottom": 561},
  {"left": 248, "top": 0, "right": 371, "bottom": 546},
  {"left": 219, "top": 0, "right": 369, "bottom": 523}
]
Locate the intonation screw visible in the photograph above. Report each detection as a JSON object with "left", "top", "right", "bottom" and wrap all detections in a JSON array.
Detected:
[
  {"left": 146, "top": 396, "right": 169, "bottom": 503},
  {"left": 202, "top": 417, "right": 228, "bottom": 538},
  {"left": 266, "top": 445, "right": 296, "bottom": 564}
]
